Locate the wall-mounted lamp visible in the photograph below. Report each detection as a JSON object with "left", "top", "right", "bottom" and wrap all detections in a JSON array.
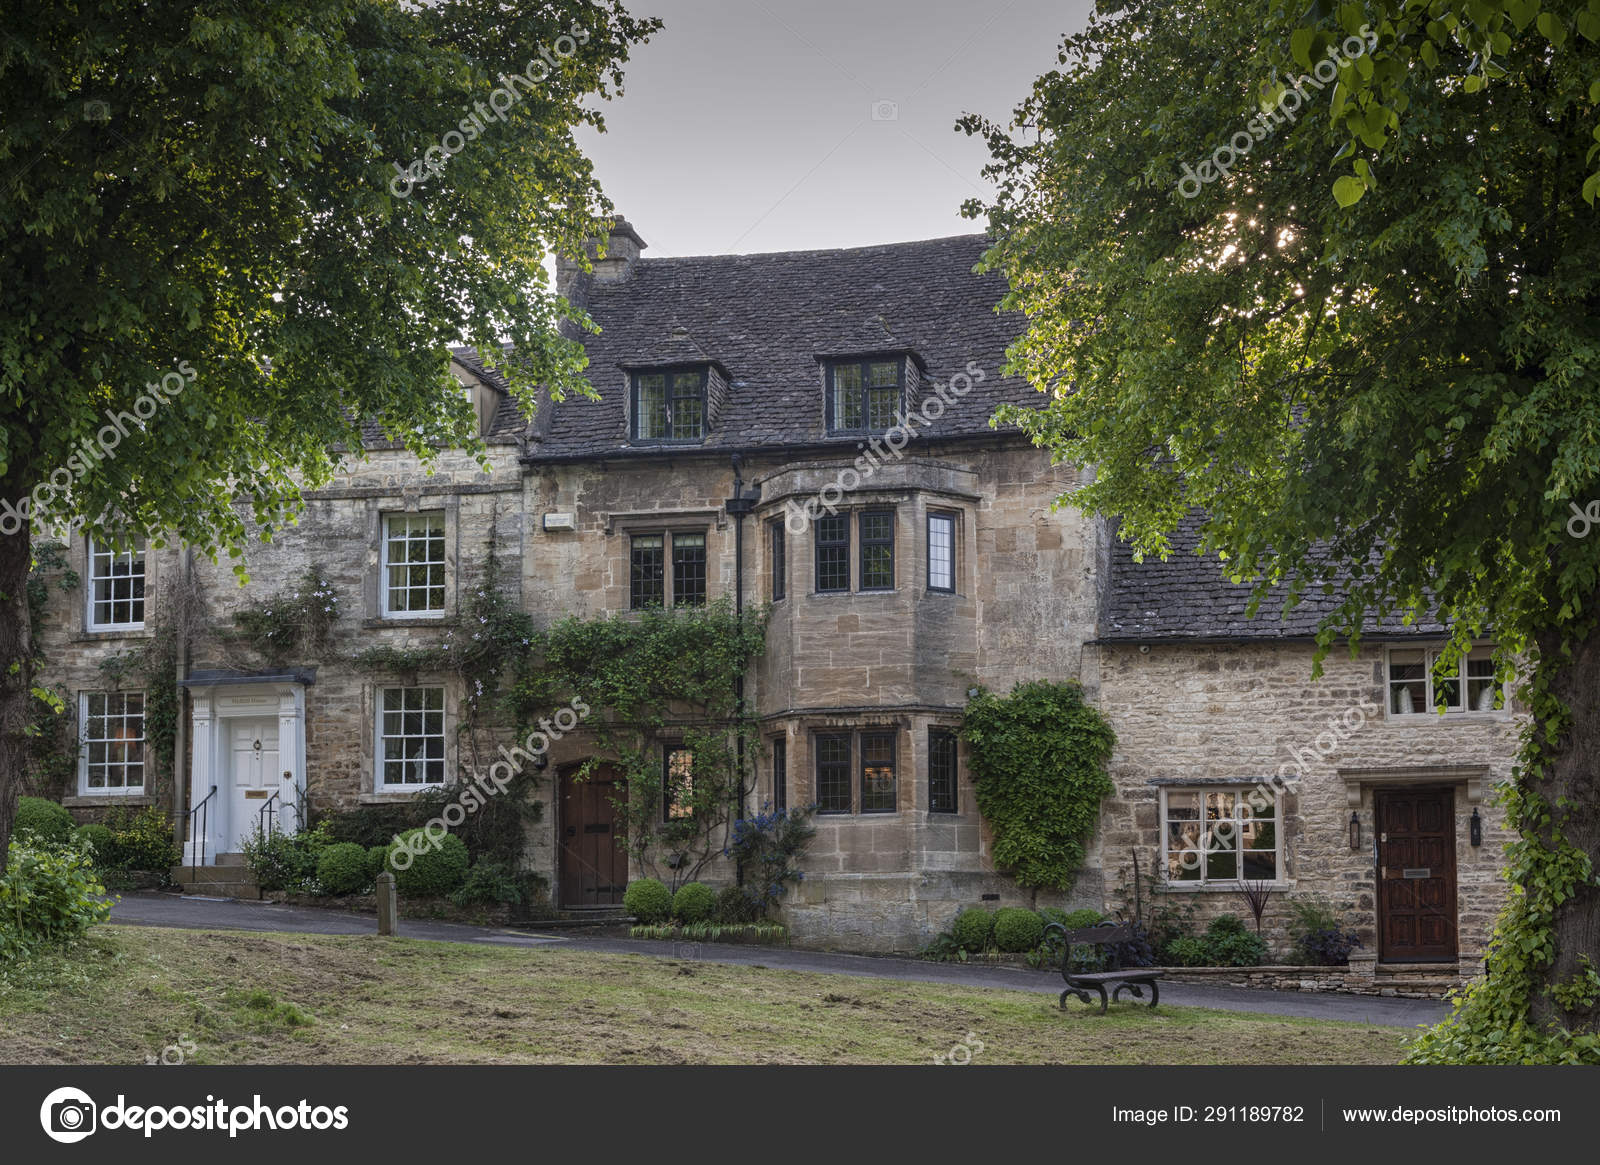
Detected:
[
  {"left": 1470, "top": 807, "right": 1482, "bottom": 847},
  {"left": 1348, "top": 811, "right": 1362, "bottom": 851}
]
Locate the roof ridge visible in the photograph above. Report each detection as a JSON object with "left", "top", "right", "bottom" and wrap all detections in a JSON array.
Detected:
[{"left": 626, "top": 233, "right": 991, "bottom": 266}]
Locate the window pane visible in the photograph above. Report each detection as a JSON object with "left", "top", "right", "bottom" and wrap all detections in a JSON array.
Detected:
[
  {"left": 636, "top": 374, "right": 668, "bottom": 440},
  {"left": 630, "top": 534, "right": 665, "bottom": 609},
  {"left": 672, "top": 532, "right": 707, "bottom": 607},
  {"left": 859, "top": 511, "right": 893, "bottom": 590},
  {"left": 928, "top": 513, "right": 955, "bottom": 592},
  {"left": 384, "top": 513, "right": 446, "bottom": 614},
  {"left": 379, "top": 687, "right": 446, "bottom": 787},
  {"left": 928, "top": 730, "right": 957, "bottom": 814},
  {"left": 664, "top": 747, "right": 694, "bottom": 820},
  {"left": 1430, "top": 650, "right": 1463, "bottom": 711},
  {"left": 867, "top": 360, "right": 899, "bottom": 387},
  {"left": 1466, "top": 647, "right": 1501, "bottom": 711},
  {"left": 831, "top": 364, "right": 863, "bottom": 430},
  {"left": 815, "top": 734, "right": 851, "bottom": 812},
  {"left": 1167, "top": 821, "right": 1202, "bottom": 880},
  {"left": 769, "top": 521, "right": 786, "bottom": 601},
  {"left": 1388, "top": 649, "right": 1426, "bottom": 714},
  {"left": 815, "top": 514, "right": 849, "bottom": 592},
  {"left": 89, "top": 537, "right": 147, "bottom": 629},
  {"left": 1165, "top": 791, "right": 1200, "bottom": 820},
  {"left": 860, "top": 731, "right": 895, "bottom": 812},
  {"left": 772, "top": 738, "right": 787, "bottom": 811}
]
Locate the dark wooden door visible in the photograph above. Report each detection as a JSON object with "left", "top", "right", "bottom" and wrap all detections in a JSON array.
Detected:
[
  {"left": 559, "top": 765, "right": 628, "bottom": 907},
  {"left": 1376, "top": 788, "right": 1458, "bottom": 962}
]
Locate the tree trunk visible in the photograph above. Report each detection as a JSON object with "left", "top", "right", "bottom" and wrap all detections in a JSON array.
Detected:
[
  {"left": 1530, "top": 608, "right": 1600, "bottom": 1035},
  {"left": 0, "top": 520, "right": 34, "bottom": 872}
]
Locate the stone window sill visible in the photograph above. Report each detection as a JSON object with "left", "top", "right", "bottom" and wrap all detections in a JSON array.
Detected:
[
  {"left": 358, "top": 791, "right": 439, "bottom": 805},
  {"left": 63, "top": 794, "right": 157, "bottom": 808},
  {"left": 1158, "top": 880, "right": 1296, "bottom": 894}
]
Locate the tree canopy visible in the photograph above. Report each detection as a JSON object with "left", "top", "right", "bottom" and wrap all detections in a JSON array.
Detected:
[
  {"left": 0, "top": 0, "right": 658, "bottom": 863},
  {"left": 963, "top": 0, "right": 1600, "bottom": 1059}
]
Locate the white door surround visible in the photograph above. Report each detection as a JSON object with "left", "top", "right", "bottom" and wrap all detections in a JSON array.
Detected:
[{"left": 185, "top": 682, "right": 308, "bottom": 864}]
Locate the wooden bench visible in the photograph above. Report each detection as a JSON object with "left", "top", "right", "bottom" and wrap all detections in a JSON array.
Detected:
[{"left": 1041, "top": 921, "right": 1162, "bottom": 1014}]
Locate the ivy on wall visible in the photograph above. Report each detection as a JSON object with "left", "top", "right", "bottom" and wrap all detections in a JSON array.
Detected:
[
  {"left": 231, "top": 566, "right": 340, "bottom": 663},
  {"left": 961, "top": 680, "right": 1117, "bottom": 892},
  {"left": 508, "top": 597, "right": 770, "bottom": 891}
]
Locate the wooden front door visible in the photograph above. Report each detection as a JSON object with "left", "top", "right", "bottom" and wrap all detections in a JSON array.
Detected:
[
  {"left": 1376, "top": 788, "right": 1458, "bottom": 962},
  {"left": 559, "top": 765, "right": 628, "bottom": 907}
]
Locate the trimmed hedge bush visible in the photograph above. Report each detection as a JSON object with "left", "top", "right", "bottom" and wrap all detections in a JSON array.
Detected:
[
  {"left": 366, "top": 844, "right": 392, "bottom": 880},
  {"left": 994, "top": 906, "right": 1045, "bottom": 952},
  {"left": 102, "top": 805, "right": 181, "bottom": 872},
  {"left": 389, "top": 830, "right": 469, "bottom": 897},
  {"left": 15, "top": 797, "right": 75, "bottom": 845},
  {"left": 1059, "top": 907, "right": 1105, "bottom": 931},
  {"left": 672, "top": 881, "right": 716, "bottom": 924},
  {"left": 316, "top": 843, "right": 370, "bottom": 895},
  {"left": 623, "top": 877, "right": 672, "bottom": 924},
  {"left": 950, "top": 907, "right": 995, "bottom": 952}
]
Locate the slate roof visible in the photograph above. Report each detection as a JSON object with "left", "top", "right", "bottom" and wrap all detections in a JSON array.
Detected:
[
  {"left": 1097, "top": 513, "right": 1449, "bottom": 642},
  {"left": 496, "top": 233, "right": 1035, "bottom": 459}
]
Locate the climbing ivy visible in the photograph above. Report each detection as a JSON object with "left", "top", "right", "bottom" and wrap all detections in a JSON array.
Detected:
[
  {"left": 508, "top": 597, "right": 769, "bottom": 891},
  {"left": 231, "top": 565, "right": 340, "bottom": 663},
  {"left": 961, "top": 680, "right": 1116, "bottom": 891},
  {"left": 1406, "top": 630, "right": 1600, "bottom": 1065}
]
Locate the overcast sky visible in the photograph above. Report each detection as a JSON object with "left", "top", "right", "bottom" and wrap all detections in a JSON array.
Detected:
[{"left": 576, "top": 0, "right": 1096, "bottom": 257}]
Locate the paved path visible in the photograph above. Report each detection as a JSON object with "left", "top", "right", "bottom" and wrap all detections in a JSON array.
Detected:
[{"left": 108, "top": 892, "right": 1447, "bottom": 1028}]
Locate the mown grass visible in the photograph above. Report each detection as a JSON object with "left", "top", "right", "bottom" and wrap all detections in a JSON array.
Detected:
[{"left": 0, "top": 925, "right": 1414, "bottom": 1065}]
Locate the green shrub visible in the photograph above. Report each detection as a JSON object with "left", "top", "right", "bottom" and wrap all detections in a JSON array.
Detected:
[
  {"left": 950, "top": 907, "right": 995, "bottom": 952},
  {"left": 366, "top": 844, "right": 392, "bottom": 880},
  {"left": 1201, "top": 915, "right": 1268, "bottom": 967},
  {"left": 315, "top": 843, "right": 370, "bottom": 895},
  {"left": 0, "top": 837, "right": 112, "bottom": 958},
  {"left": 714, "top": 884, "right": 762, "bottom": 923},
  {"left": 388, "top": 829, "right": 469, "bottom": 898},
  {"left": 1163, "top": 936, "right": 1209, "bottom": 967},
  {"left": 241, "top": 821, "right": 331, "bottom": 892},
  {"left": 450, "top": 860, "right": 526, "bottom": 907},
  {"left": 1060, "top": 907, "right": 1105, "bottom": 930},
  {"left": 73, "top": 823, "right": 115, "bottom": 863},
  {"left": 15, "top": 797, "right": 75, "bottom": 845},
  {"left": 103, "top": 805, "right": 181, "bottom": 873},
  {"left": 672, "top": 881, "right": 716, "bottom": 924},
  {"left": 994, "top": 906, "right": 1045, "bottom": 952},
  {"left": 623, "top": 877, "right": 672, "bottom": 924}
]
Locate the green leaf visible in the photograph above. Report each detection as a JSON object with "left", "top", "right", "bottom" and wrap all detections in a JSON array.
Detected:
[
  {"left": 1333, "top": 174, "right": 1367, "bottom": 206},
  {"left": 1537, "top": 11, "right": 1569, "bottom": 46},
  {"left": 1464, "top": 73, "right": 1486, "bottom": 93},
  {"left": 1291, "top": 27, "right": 1317, "bottom": 70},
  {"left": 1584, "top": 171, "right": 1600, "bottom": 207}
]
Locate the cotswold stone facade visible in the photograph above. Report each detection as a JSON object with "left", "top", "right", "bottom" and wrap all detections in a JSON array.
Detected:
[{"left": 31, "top": 221, "right": 1517, "bottom": 965}]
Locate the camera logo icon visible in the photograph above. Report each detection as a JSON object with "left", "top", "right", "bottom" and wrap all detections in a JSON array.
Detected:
[
  {"left": 40, "top": 1086, "right": 97, "bottom": 1143},
  {"left": 870, "top": 99, "right": 899, "bottom": 121},
  {"left": 82, "top": 100, "right": 110, "bottom": 122}
]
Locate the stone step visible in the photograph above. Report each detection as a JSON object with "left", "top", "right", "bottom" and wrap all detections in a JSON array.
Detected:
[
  {"left": 1376, "top": 962, "right": 1459, "bottom": 976},
  {"left": 214, "top": 853, "right": 248, "bottom": 867}
]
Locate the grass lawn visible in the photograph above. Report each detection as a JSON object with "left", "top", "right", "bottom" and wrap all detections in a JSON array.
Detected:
[{"left": 0, "top": 925, "right": 1414, "bottom": 1065}]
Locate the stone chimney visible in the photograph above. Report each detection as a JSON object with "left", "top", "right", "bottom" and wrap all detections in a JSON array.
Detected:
[{"left": 555, "top": 217, "right": 646, "bottom": 299}]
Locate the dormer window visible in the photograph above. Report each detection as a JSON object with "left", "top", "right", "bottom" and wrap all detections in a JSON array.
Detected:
[
  {"left": 632, "top": 367, "right": 707, "bottom": 442},
  {"left": 827, "top": 357, "right": 902, "bottom": 433}
]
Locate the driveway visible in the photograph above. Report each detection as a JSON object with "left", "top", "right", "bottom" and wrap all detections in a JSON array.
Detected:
[{"left": 108, "top": 892, "right": 1448, "bottom": 1029}]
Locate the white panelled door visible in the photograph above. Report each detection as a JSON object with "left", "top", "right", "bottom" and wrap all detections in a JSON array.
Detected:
[{"left": 229, "top": 719, "right": 280, "bottom": 853}]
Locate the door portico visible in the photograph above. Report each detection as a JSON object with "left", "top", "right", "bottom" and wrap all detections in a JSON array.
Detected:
[{"left": 183, "top": 671, "right": 312, "bottom": 863}]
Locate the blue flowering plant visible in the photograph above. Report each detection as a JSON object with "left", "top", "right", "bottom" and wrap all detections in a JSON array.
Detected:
[{"left": 723, "top": 803, "right": 817, "bottom": 918}]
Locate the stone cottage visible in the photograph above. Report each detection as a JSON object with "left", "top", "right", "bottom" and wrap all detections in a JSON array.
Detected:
[{"left": 28, "top": 219, "right": 1517, "bottom": 973}]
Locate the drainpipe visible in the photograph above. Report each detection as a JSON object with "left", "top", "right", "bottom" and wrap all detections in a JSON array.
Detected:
[
  {"left": 172, "top": 547, "right": 193, "bottom": 852},
  {"left": 723, "top": 454, "right": 761, "bottom": 887}
]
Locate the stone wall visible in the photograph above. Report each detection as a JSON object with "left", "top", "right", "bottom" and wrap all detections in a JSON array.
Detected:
[{"left": 1090, "top": 640, "right": 1520, "bottom": 962}]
